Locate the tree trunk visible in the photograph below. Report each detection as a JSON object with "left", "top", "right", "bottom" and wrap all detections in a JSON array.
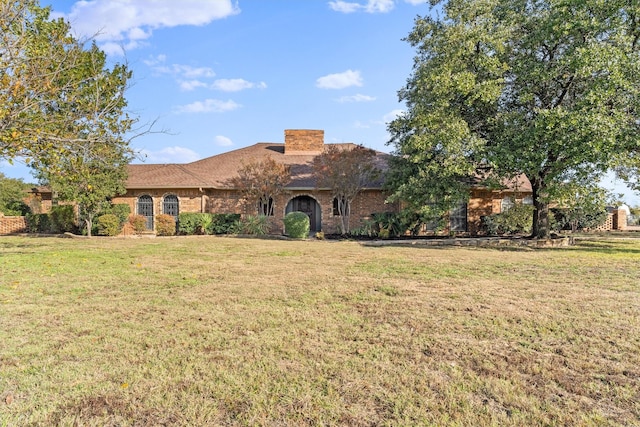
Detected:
[
  {"left": 530, "top": 178, "right": 550, "bottom": 239},
  {"left": 85, "top": 218, "right": 93, "bottom": 238}
]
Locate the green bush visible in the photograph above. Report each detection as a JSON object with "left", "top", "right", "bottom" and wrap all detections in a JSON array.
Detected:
[
  {"left": 26, "top": 213, "right": 51, "bottom": 233},
  {"left": 482, "top": 203, "right": 534, "bottom": 235},
  {"left": 284, "top": 211, "right": 309, "bottom": 238},
  {"left": 102, "top": 203, "right": 130, "bottom": 227},
  {"left": 210, "top": 213, "right": 241, "bottom": 234},
  {"left": 50, "top": 205, "right": 76, "bottom": 233},
  {"left": 177, "top": 213, "right": 201, "bottom": 235},
  {"left": 96, "top": 214, "right": 121, "bottom": 236},
  {"left": 156, "top": 214, "right": 176, "bottom": 236},
  {"left": 241, "top": 215, "right": 272, "bottom": 236},
  {"left": 129, "top": 215, "right": 148, "bottom": 233}
]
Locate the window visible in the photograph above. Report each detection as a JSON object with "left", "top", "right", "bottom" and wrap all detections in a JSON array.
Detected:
[
  {"left": 333, "top": 197, "right": 350, "bottom": 216},
  {"left": 449, "top": 201, "right": 468, "bottom": 232},
  {"left": 258, "top": 197, "right": 274, "bottom": 216},
  {"left": 137, "top": 195, "right": 153, "bottom": 230},
  {"left": 163, "top": 195, "right": 179, "bottom": 221},
  {"left": 501, "top": 197, "right": 514, "bottom": 212},
  {"left": 523, "top": 196, "right": 534, "bottom": 205}
]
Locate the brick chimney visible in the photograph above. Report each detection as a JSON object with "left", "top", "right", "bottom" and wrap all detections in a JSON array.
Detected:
[{"left": 284, "top": 129, "right": 324, "bottom": 155}]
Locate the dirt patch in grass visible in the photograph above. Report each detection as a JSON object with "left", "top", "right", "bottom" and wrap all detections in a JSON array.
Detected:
[{"left": 1, "top": 236, "right": 639, "bottom": 425}]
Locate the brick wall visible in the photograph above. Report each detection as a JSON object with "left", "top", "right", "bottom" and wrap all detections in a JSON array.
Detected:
[
  {"left": 0, "top": 215, "right": 28, "bottom": 235},
  {"left": 284, "top": 129, "right": 324, "bottom": 154}
]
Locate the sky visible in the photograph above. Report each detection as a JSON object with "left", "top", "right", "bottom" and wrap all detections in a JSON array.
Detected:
[{"left": 1, "top": 0, "right": 638, "bottom": 206}]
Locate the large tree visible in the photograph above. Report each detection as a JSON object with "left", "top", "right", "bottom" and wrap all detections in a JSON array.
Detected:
[
  {"left": 388, "top": 0, "right": 640, "bottom": 238},
  {"left": 313, "top": 145, "right": 380, "bottom": 234},
  {"left": 1, "top": 0, "right": 135, "bottom": 174}
]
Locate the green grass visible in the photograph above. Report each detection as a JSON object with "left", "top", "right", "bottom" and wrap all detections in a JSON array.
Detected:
[{"left": 0, "top": 236, "right": 639, "bottom": 426}]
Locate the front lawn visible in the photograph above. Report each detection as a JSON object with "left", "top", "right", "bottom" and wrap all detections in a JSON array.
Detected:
[{"left": 1, "top": 236, "right": 638, "bottom": 426}]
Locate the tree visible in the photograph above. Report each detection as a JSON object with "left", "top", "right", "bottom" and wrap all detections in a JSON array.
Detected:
[
  {"left": 36, "top": 139, "right": 131, "bottom": 237},
  {"left": 388, "top": 0, "right": 640, "bottom": 238},
  {"left": 1, "top": 0, "right": 135, "bottom": 174},
  {"left": 230, "top": 155, "right": 291, "bottom": 216},
  {"left": 313, "top": 145, "right": 380, "bottom": 234},
  {"left": 0, "top": 172, "right": 30, "bottom": 215},
  {"left": 552, "top": 183, "right": 610, "bottom": 232}
]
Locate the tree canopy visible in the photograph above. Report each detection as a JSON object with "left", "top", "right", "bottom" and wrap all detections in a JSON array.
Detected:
[
  {"left": 1, "top": 1, "right": 135, "bottom": 171},
  {"left": 387, "top": 0, "right": 640, "bottom": 238},
  {"left": 313, "top": 145, "right": 380, "bottom": 234},
  {"left": 230, "top": 155, "right": 291, "bottom": 216}
]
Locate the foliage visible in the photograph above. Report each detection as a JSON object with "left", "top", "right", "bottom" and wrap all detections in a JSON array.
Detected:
[
  {"left": 549, "top": 184, "right": 609, "bottom": 232},
  {"left": 50, "top": 205, "right": 76, "bottom": 233},
  {"left": 129, "top": 215, "right": 148, "bottom": 234},
  {"left": 230, "top": 155, "right": 291, "bottom": 216},
  {"left": 95, "top": 214, "right": 121, "bottom": 237},
  {"left": 25, "top": 213, "right": 50, "bottom": 233},
  {"left": 313, "top": 145, "right": 380, "bottom": 234},
  {"left": 0, "top": 172, "right": 31, "bottom": 215},
  {"left": 482, "top": 203, "right": 534, "bottom": 235},
  {"left": 101, "top": 204, "right": 131, "bottom": 228},
  {"left": 0, "top": 1, "right": 137, "bottom": 175},
  {"left": 241, "top": 215, "right": 272, "bottom": 236},
  {"left": 155, "top": 214, "right": 176, "bottom": 236},
  {"left": 177, "top": 213, "right": 241, "bottom": 235},
  {"left": 283, "top": 211, "right": 310, "bottom": 238},
  {"left": 387, "top": 0, "right": 640, "bottom": 239}
]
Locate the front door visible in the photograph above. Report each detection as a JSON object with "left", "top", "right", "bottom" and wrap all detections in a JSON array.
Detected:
[{"left": 286, "top": 196, "right": 321, "bottom": 232}]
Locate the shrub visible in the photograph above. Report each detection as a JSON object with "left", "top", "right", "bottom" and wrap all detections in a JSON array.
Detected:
[
  {"left": 210, "top": 213, "right": 242, "bottom": 234},
  {"left": 284, "top": 211, "right": 309, "bottom": 239},
  {"left": 96, "top": 214, "right": 121, "bottom": 236},
  {"left": 482, "top": 203, "right": 534, "bottom": 235},
  {"left": 26, "top": 213, "right": 51, "bottom": 233},
  {"left": 129, "top": 215, "right": 148, "bottom": 234},
  {"left": 104, "top": 204, "right": 130, "bottom": 227},
  {"left": 177, "top": 213, "right": 201, "bottom": 235},
  {"left": 241, "top": 215, "right": 272, "bottom": 236},
  {"left": 156, "top": 214, "right": 176, "bottom": 236},
  {"left": 50, "top": 205, "right": 76, "bottom": 233}
]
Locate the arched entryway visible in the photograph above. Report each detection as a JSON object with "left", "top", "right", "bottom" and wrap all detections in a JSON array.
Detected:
[
  {"left": 286, "top": 195, "right": 321, "bottom": 232},
  {"left": 137, "top": 195, "right": 154, "bottom": 230}
]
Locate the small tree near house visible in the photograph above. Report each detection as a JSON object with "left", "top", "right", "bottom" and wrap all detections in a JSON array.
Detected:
[
  {"left": 230, "top": 155, "right": 291, "bottom": 216},
  {"left": 313, "top": 145, "right": 380, "bottom": 234}
]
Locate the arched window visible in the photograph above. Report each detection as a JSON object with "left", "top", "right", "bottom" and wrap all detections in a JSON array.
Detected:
[
  {"left": 137, "top": 195, "right": 154, "bottom": 230},
  {"left": 163, "top": 195, "right": 179, "bottom": 221},
  {"left": 501, "top": 197, "right": 514, "bottom": 212}
]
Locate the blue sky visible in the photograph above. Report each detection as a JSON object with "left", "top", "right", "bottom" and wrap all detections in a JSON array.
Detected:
[{"left": 1, "top": 0, "right": 638, "bottom": 205}]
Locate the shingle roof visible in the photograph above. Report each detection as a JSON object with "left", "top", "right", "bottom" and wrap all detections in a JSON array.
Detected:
[{"left": 126, "top": 142, "right": 391, "bottom": 190}]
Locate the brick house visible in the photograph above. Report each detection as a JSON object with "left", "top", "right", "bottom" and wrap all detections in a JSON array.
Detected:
[{"left": 110, "top": 129, "right": 533, "bottom": 236}]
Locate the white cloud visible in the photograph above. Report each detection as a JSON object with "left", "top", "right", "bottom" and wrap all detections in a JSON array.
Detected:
[
  {"left": 59, "top": 0, "right": 239, "bottom": 55},
  {"left": 337, "top": 94, "right": 376, "bottom": 103},
  {"left": 211, "top": 79, "right": 268, "bottom": 92},
  {"left": 175, "top": 99, "right": 241, "bottom": 114},
  {"left": 316, "top": 70, "right": 363, "bottom": 89},
  {"left": 383, "top": 109, "right": 405, "bottom": 123},
  {"left": 215, "top": 135, "right": 234, "bottom": 147},
  {"left": 404, "top": 0, "right": 425, "bottom": 4},
  {"left": 179, "top": 80, "right": 209, "bottom": 91},
  {"left": 329, "top": 0, "right": 395, "bottom": 13},
  {"left": 140, "top": 146, "right": 201, "bottom": 163}
]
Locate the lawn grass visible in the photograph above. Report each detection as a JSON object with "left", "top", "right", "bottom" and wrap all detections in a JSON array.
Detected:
[{"left": 0, "top": 235, "right": 639, "bottom": 426}]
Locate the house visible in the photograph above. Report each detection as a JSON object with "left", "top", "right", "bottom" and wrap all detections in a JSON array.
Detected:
[
  {"left": 112, "top": 130, "right": 394, "bottom": 235},
  {"left": 110, "top": 129, "right": 534, "bottom": 236}
]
